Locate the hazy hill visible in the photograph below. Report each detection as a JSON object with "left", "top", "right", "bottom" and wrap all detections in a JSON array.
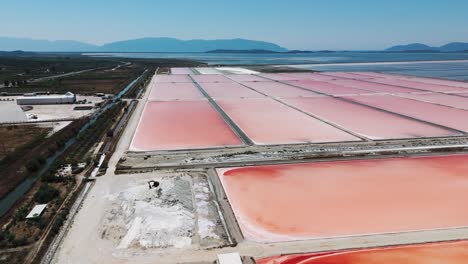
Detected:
[
  {"left": 386, "top": 42, "right": 468, "bottom": 52},
  {"left": 206, "top": 49, "right": 314, "bottom": 54},
  {"left": 206, "top": 49, "right": 280, "bottom": 54},
  {"left": 385, "top": 43, "right": 437, "bottom": 52},
  {"left": 98, "top": 38, "right": 288, "bottom": 52},
  {"left": 0, "top": 37, "right": 98, "bottom": 52},
  {"left": 0, "top": 37, "right": 287, "bottom": 52},
  {"left": 439, "top": 42, "right": 468, "bottom": 52}
]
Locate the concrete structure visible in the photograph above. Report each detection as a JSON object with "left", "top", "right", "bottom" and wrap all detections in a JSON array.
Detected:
[
  {"left": 26, "top": 204, "right": 47, "bottom": 219},
  {"left": 16, "top": 92, "right": 76, "bottom": 105},
  {"left": 218, "top": 253, "right": 242, "bottom": 264},
  {"left": 0, "top": 101, "right": 27, "bottom": 123}
]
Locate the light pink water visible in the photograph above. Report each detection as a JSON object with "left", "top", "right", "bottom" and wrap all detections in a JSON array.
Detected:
[
  {"left": 343, "top": 94, "right": 468, "bottom": 132},
  {"left": 402, "top": 76, "right": 468, "bottom": 89},
  {"left": 258, "top": 73, "right": 305, "bottom": 81},
  {"left": 286, "top": 80, "right": 371, "bottom": 95},
  {"left": 154, "top": 74, "right": 193, "bottom": 83},
  {"left": 216, "top": 98, "right": 360, "bottom": 145},
  {"left": 349, "top": 72, "right": 468, "bottom": 89},
  {"left": 363, "top": 72, "right": 468, "bottom": 89},
  {"left": 198, "top": 82, "right": 264, "bottom": 99},
  {"left": 395, "top": 93, "right": 468, "bottom": 110},
  {"left": 258, "top": 241, "right": 468, "bottom": 264},
  {"left": 349, "top": 72, "right": 397, "bottom": 78},
  {"left": 225, "top": 74, "right": 267, "bottom": 82},
  {"left": 242, "top": 81, "right": 321, "bottom": 98},
  {"left": 371, "top": 78, "right": 467, "bottom": 92},
  {"left": 130, "top": 101, "right": 241, "bottom": 151},
  {"left": 285, "top": 72, "right": 339, "bottom": 81},
  {"left": 283, "top": 97, "right": 457, "bottom": 139},
  {"left": 148, "top": 82, "right": 205, "bottom": 100},
  {"left": 318, "top": 72, "right": 376, "bottom": 80},
  {"left": 328, "top": 79, "right": 422, "bottom": 93},
  {"left": 191, "top": 74, "right": 233, "bottom": 83},
  {"left": 218, "top": 155, "right": 468, "bottom": 242}
]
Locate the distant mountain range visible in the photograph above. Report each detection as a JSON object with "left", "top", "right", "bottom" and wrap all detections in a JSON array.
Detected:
[
  {"left": 0, "top": 37, "right": 287, "bottom": 52},
  {"left": 2, "top": 37, "right": 468, "bottom": 53},
  {"left": 386, "top": 42, "right": 468, "bottom": 52},
  {"left": 206, "top": 49, "right": 314, "bottom": 54}
]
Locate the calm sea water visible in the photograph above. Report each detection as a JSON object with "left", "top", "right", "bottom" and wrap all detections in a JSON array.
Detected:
[
  {"left": 83, "top": 52, "right": 468, "bottom": 81},
  {"left": 83, "top": 51, "right": 468, "bottom": 65},
  {"left": 294, "top": 61, "right": 468, "bottom": 81}
]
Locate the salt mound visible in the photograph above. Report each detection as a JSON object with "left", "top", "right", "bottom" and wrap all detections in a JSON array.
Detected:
[{"left": 102, "top": 176, "right": 195, "bottom": 249}]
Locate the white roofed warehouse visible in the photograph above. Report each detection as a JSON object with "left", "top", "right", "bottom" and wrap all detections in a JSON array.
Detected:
[{"left": 16, "top": 92, "right": 76, "bottom": 105}]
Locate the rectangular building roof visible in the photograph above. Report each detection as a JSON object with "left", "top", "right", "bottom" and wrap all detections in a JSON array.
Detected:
[{"left": 26, "top": 204, "right": 47, "bottom": 219}]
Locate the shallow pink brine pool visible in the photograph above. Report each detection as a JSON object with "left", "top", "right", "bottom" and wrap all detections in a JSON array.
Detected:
[
  {"left": 148, "top": 82, "right": 205, "bottom": 101},
  {"left": 371, "top": 77, "right": 468, "bottom": 92},
  {"left": 241, "top": 81, "right": 320, "bottom": 98},
  {"left": 318, "top": 72, "right": 376, "bottom": 80},
  {"left": 217, "top": 155, "right": 468, "bottom": 243},
  {"left": 283, "top": 97, "right": 458, "bottom": 139},
  {"left": 191, "top": 74, "right": 233, "bottom": 83},
  {"left": 395, "top": 92, "right": 468, "bottom": 110},
  {"left": 285, "top": 72, "right": 339, "bottom": 82},
  {"left": 154, "top": 74, "right": 193, "bottom": 83},
  {"left": 258, "top": 241, "right": 468, "bottom": 264},
  {"left": 343, "top": 94, "right": 468, "bottom": 132},
  {"left": 287, "top": 80, "right": 371, "bottom": 95},
  {"left": 225, "top": 74, "right": 267, "bottom": 82},
  {"left": 328, "top": 79, "right": 421, "bottom": 93},
  {"left": 215, "top": 98, "right": 360, "bottom": 145},
  {"left": 198, "top": 82, "right": 264, "bottom": 99},
  {"left": 130, "top": 101, "right": 242, "bottom": 151}
]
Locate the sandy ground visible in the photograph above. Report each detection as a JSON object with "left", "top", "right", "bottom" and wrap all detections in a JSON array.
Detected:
[
  {"left": 0, "top": 100, "right": 27, "bottom": 122},
  {"left": 36, "top": 121, "right": 72, "bottom": 136}
]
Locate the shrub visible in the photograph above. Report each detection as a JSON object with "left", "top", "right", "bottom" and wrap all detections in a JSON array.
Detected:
[
  {"left": 15, "top": 205, "right": 29, "bottom": 221},
  {"left": 34, "top": 184, "right": 59, "bottom": 203},
  {"left": 26, "top": 159, "right": 41, "bottom": 172}
]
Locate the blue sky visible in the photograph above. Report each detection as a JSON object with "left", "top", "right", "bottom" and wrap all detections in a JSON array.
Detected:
[{"left": 1, "top": 0, "right": 468, "bottom": 50}]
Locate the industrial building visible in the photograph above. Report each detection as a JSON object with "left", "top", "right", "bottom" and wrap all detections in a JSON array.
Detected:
[{"left": 16, "top": 92, "right": 76, "bottom": 105}]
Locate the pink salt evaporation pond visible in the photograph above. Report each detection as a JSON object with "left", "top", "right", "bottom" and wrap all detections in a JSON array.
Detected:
[
  {"left": 216, "top": 98, "right": 359, "bottom": 145},
  {"left": 130, "top": 101, "right": 241, "bottom": 151},
  {"left": 343, "top": 94, "right": 468, "bottom": 132},
  {"left": 191, "top": 74, "right": 233, "bottom": 83},
  {"left": 283, "top": 97, "right": 457, "bottom": 140},
  {"left": 356, "top": 71, "right": 468, "bottom": 89},
  {"left": 395, "top": 92, "right": 468, "bottom": 111},
  {"left": 225, "top": 74, "right": 267, "bottom": 82},
  {"left": 328, "top": 79, "right": 421, "bottom": 93},
  {"left": 370, "top": 77, "right": 468, "bottom": 92},
  {"left": 287, "top": 80, "right": 371, "bottom": 95},
  {"left": 154, "top": 74, "right": 193, "bottom": 83},
  {"left": 318, "top": 72, "right": 376, "bottom": 80},
  {"left": 218, "top": 155, "right": 468, "bottom": 242},
  {"left": 284, "top": 72, "right": 338, "bottom": 82},
  {"left": 170, "top": 67, "right": 193, "bottom": 74},
  {"left": 241, "top": 81, "right": 320, "bottom": 98},
  {"left": 148, "top": 82, "right": 205, "bottom": 100},
  {"left": 258, "top": 240, "right": 468, "bottom": 264},
  {"left": 198, "top": 82, "right": 264, "bottom": 99}
]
